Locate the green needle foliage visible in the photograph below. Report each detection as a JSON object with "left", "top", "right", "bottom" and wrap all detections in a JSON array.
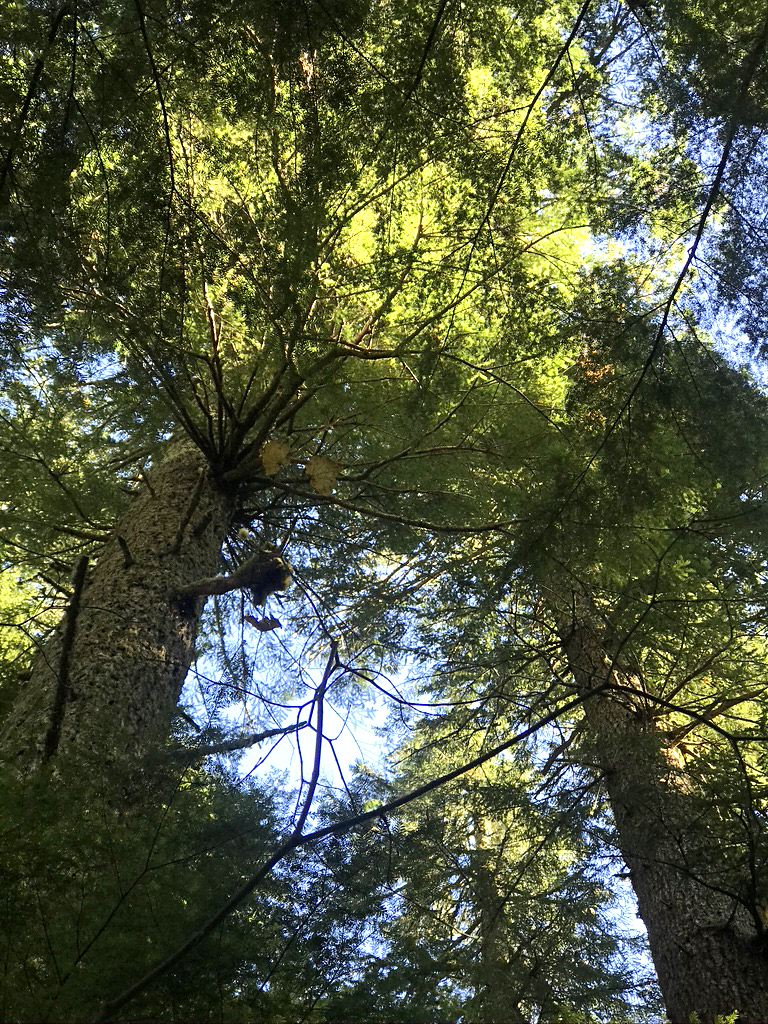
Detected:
[
  {"left": 301, "top": 725, "right": 662, "bottom": 1023},
  {"left": 2, "top": 0, "right": 768, "bottom": 1021}
]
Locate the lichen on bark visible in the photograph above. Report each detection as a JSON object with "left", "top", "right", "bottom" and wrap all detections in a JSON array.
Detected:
[
  {"left": 0, "top": 441, "right": 236, "bottom": 773},
  {"left": 557, "top": 602, "right": 768, "bottom": 1024}
]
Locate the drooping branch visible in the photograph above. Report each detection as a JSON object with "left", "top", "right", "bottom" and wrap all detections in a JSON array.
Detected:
[
  {"left": 165, "top": 721, "right": 308, "bottom": 763},
  {"left": 547, "top": 4, "right": 768, "bottom": 529},
  {"left": 258, "top": 479, "right": 520, "bottom": 535},
  {"left": 92, "top": 687, "right": 598, "bottom": 1023}
]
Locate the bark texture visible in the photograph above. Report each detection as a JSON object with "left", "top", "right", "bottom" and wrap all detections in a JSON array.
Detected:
[
  {"left": 1, "top": 441, "right": 236, "bottom": 771},
  {"left": 559, "top": 608, "right": 768, "bottom": 1023}
]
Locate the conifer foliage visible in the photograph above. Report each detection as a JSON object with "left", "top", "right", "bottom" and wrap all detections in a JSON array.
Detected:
[{"left": 3, "top": 0, "right": 768, "bottom": 1020}]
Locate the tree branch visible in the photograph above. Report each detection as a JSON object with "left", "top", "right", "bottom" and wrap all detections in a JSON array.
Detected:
[
  {"left": 166, "top": 721, "right": 308, "bottom": 763},
  {"left": 177, "top": 551, "right": 292, "bottom": 602},
  {"left": 0, "top": 5, "right": 70, "bottom": 199},
  {"left": 92, "top": 687, "right": 599, "bottom": 1022},
  {"left": 42, "top": 555, "right": 89, "bottom": 763}
]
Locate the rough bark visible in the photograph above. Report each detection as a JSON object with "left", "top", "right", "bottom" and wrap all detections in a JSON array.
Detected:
[
  {"left": 558, "top": 608, "right": 768, "bottom": 1024},
  {"left": 0, "top": 441, "right": 236, "bottom": 772}
]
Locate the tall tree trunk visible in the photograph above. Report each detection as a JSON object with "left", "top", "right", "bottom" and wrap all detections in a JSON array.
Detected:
[
  {"left": 1, "top": 441, "right": 236, "bottom": 772},
  {"left": 558, "top": 606, "right": 768, "bottom": 1023},
  {"left": 469, "top": 845, "right": 528, "bottom": 1023}
]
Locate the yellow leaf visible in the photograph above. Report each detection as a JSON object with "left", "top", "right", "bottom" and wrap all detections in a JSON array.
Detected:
[
  {"left": 260, "top": 439, "right": 291, "bottom": 476},
  {"left": 305, "top": 455, "right": 342, "bottom": 495}
]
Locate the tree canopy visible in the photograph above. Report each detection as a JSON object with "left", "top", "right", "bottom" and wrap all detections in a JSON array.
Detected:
[{"left": 3, "top": 0, "right": 768, "bottom": 1021}]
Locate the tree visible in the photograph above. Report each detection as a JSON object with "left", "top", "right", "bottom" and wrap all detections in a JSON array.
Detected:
[
  {"left": 306, "top": 720, "right": 661, "bottom": 1023},
  {"left": 3, "top": 0, "right": 768, "bottom": 1021}
]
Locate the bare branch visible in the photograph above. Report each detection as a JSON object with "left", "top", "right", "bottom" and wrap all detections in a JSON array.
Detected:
[
  {"left": 165, "top": 721, "right": 309, "bottom": 763},
  {"left": 92, "top": 688, "right": 598, "bottom": 1022}
]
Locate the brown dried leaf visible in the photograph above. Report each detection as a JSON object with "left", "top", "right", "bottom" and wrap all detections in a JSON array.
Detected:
[
  {"left": 244, "top": 614, "right": 282, "bottom": 632},
  {"left": 260, "top": 440, "right": 291, "bottom": 476},
  {"left": 305, "top": 455, "right": 342, "bottom": 495}
]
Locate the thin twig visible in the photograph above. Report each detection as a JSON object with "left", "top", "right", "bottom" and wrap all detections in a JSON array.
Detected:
[{"left": 91, "top": 687, "right": 599, "bottom": 1022}]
